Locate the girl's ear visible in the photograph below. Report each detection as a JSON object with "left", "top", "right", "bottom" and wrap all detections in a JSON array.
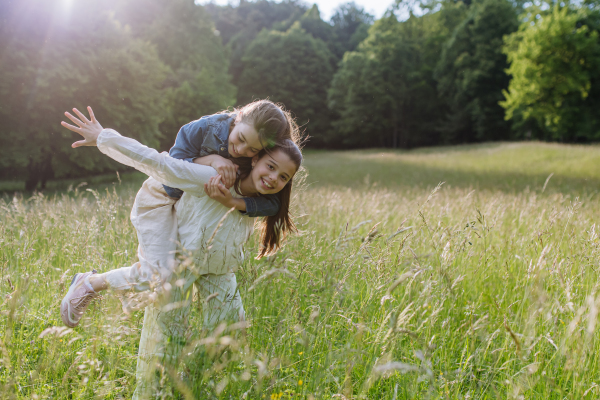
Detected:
[{"left": 251, "top": 154, "right": 259, "bottom": 168}]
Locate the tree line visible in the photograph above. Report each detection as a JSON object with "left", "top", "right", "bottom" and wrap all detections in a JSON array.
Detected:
[{"left": 1, "top": 0, "right": 599, "bottom": 189}]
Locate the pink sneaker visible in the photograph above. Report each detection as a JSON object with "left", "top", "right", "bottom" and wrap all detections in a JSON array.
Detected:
[{"left": 60, "top": 271, "right": 98, "bottom": 327}]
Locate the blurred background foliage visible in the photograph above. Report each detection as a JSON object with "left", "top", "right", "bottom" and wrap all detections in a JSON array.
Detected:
[{"left": 2, "top": 0, "right": 600, "bottom": 189}]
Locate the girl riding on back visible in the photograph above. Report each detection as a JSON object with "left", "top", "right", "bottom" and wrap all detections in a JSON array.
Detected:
[
  {"left": 60, "top": 100, "right": 300, "bottom": 326},
  {"left": 59, "top": 105, "right": 303, "bottom": 398}
]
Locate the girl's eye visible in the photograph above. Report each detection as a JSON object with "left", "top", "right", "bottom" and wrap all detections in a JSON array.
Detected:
[{"left": 268, "top": 165, "right": 274, "bottom": 170}]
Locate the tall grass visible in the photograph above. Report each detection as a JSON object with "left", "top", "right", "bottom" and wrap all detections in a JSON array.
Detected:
[{"left": 1, "top": 142, "right": 600, "bottom": 399}]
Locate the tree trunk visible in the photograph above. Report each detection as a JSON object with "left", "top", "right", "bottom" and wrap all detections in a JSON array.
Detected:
[
  {"left": 392, "top": 113, "right": 398, "bottom": 149},
  {"left": 25, "top": 153, "right": 53, "bottom": 191},
  {"left": 40, "top": 153, "right": 54, "bottom": 189},
  {"left": 391, "top": 101, "right": 399, "bottom": 149},
  {"left": 25, "top": 158, "right": 40, "bottom": 191}
]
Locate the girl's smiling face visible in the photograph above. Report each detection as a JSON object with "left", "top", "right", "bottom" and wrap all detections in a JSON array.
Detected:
[
  {"left": 250, "top": 149, "right": 297, "bottom": 195},
  {"left": 228, "top": 122, "right": 263, "bottom": 158}
]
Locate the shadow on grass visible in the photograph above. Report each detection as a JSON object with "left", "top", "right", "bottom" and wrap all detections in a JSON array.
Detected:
[{"left": 304, "top": 152, "right": 600, "bottom": 197}]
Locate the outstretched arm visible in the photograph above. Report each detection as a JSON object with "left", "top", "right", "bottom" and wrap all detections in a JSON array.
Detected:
[{"left": 62, "top": 107, "right": 216, "bottom": 197}]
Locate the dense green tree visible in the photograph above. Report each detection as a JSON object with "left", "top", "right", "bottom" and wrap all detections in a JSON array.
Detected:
[
  {"left": 330, "top": 2, "right": 374, "bottom": 58},
  {"left": 327, "top": 49, "right": 387, "bottom": 147},
  {"left": 328, "top": 5, "right": 466, "bottom": 148},
  {"left": 274, "top": 3, "right": 374, "bottom": 61},
  {"left": 113, "top": 0, "right": 236, "bottom": 147},
  {"left": 0, "top": 0, "right": 167, "bottom": 190},
  {"left": 205, "top": 0, "right": 308, "bottom": 84},
  {"left": 329, "top": 15, "right": 417, "bottom": 148},
  {"left": 435, "top": 0, "right": 518, "bottom": 143},
  {"left": 238, "top": 22, "right": 335, "bottom": 144},
  {"left": 274, "top": 5, "right": 338, "bottom": 58},
  {"left": 501, "top": 5, "right": 600, "bottom": 141},
  {"left": 206, "top": 0, "right": 307, "bottom": 45},
  {"left": 295, "top": 4, "right": 335, "bottom": 45}
]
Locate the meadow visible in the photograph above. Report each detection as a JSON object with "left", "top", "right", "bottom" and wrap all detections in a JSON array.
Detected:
[{"left": 2, "top": 141, "right": 600, "bottom": 399}]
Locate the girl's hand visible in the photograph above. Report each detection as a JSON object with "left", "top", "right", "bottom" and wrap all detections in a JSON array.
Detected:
[
  {"left": 204, "top": 175, "right": 233, "bottom": 207},
  {"left": 210, "top": 156, "right": 238, "bottom": 188},
  {"left": 61, "top": 107, "right": 103, "bottom": 148}
]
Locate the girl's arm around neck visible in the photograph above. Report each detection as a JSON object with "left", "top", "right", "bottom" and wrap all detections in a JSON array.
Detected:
[{"left": 97, "top": 129, "right": 216, "bottom": 197}]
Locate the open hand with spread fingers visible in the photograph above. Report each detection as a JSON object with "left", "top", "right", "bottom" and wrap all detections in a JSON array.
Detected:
[{"left": 61, "top": 106, "right": 103, "bottom": 148}]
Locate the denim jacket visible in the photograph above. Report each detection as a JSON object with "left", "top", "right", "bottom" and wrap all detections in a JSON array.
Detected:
[{"left": 163, "top": 113, "right": 281, "bottom": 218}]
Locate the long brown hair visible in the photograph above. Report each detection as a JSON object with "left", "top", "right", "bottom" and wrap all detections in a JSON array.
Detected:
[
  {"left": 234, "top": 139, "right": 303, "bottom": 259},
  {"left": 233, "top": 99, "right": 302, "bottom": 148}
]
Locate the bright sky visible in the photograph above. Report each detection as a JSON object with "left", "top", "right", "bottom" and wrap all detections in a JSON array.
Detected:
[
  {"left": 200, "top": 0, "right": 396, "bottom": 21},
  {"left": 302, "top": 0, "right": 395, "bottom": 20}
]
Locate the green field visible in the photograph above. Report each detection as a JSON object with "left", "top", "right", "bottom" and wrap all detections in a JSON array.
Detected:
[{"left": 2, "top": 142, "right": 600, "bottom": 399}]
